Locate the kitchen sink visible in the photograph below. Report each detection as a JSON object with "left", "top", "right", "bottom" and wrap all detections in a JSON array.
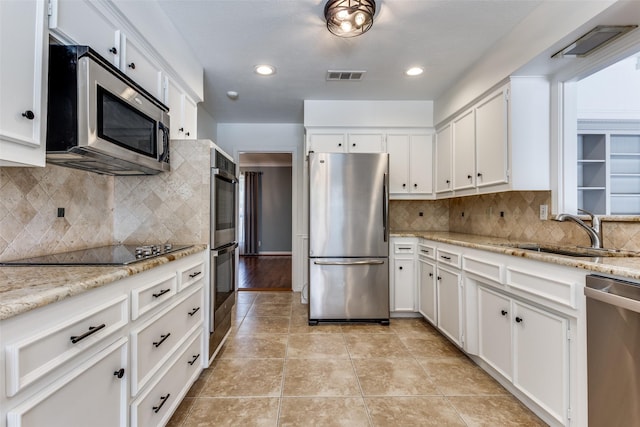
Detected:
[{"left": 499, "top": 243, "right": 640, "bottom": 258}]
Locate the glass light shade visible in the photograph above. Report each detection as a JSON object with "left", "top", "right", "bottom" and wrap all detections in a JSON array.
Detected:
[
  {"left": 324, "top": 0, "right": 376, "bottom": 38},
  {"left": 255, "top": 65, "right": 276, "bottom": 76},
  {"left": 405, "top": 67, "right": 424, "bottom": 76}
]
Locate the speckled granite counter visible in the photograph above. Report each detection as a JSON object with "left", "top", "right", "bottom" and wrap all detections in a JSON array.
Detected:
[
  {"left": 392, "top": 231, "right": 640, "bottom": 281},
  {"left": 0, "top": 244, "right": 207, "bottom": 321}
]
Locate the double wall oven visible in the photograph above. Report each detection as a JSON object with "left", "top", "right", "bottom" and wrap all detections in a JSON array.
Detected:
[{"left": 209, "top": 148, "right": 238, "bottom": 359}]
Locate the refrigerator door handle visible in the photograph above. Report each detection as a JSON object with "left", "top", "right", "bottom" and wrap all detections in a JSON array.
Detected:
[
  {"left": 313, "top": 260, "right": 385, "bottom": 266},
  {"left": 383, "top": 172, "right": 389, "bottom": 242}
]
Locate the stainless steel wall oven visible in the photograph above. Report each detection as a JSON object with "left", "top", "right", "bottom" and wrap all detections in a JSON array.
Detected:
[{"left": 209, "top": 148, "right": 238, "bottom": 359}]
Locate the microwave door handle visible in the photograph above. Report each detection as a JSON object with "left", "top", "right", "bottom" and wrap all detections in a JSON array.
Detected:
[{"left": 158, "top": 123, "right": 170, "bottom": 162}]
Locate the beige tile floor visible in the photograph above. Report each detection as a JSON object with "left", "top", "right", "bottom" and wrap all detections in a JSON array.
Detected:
[{"left": 168, "top": 291, "right": 547, "bottom": 426}]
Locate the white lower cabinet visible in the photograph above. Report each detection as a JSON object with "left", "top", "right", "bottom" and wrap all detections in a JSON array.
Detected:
[
  {"left": 418, "top": 258, "right": 436, "bottom": 324},
  {"left": 436, "top": 266, "right": 462, "bottom": 346},
  {"left": 390, "top": 238, "right": 418, "bottom": 314},
  {"left": 7, "top": 338, "right": 128, "bottom": 427},
  {"left": 477, "top": 284, "right": 570, "bottom": 426}
]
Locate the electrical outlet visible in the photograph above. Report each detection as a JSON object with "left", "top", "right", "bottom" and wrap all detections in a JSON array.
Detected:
[
  {"left": 539, "top": 204, "right": 548, "bottom": 221},
  {"left": 57, "top": 208, "right": 65, "bottom": 218}
]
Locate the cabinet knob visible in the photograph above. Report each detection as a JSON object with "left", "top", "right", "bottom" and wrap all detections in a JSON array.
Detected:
[
  {"left": 179, "top": 127, "right": 184, "bottom": 132},
  {"left": 109, "top": 47, "right": 118, "bottom": 54},
  {"left": 414, "top": 183, "right": 418, "bottom": 188},
  {"left": 501, "top": 310, "right": 508, "bottom": 316},
  {"left": 467, "top": 174, "right": 472, "bottom": 179},
  {"left": 21, "top": 110, "right": 35, "bottom": 120},
  {"left": 338, "top": 143, "right": 342, "bottom": 147},
  {"left": 515, "top": 316, "right": 523, "bottom": 323},
  {"left": 399, "top": 266, "right": 403, "bottom": 270},
  {"left": 477, "top": 172, "right": 483, "bottom": 177},
  {"left": 128, "top": 62, "right": 136, "bottom": 69},
  {"left": 185, "top": 131, "right": 190, "bottom": 137},
  {"left": 428, "top": 272, "right": 433, "bottom": 277},
  {"left": 402, "top": 183, "right": 406, "bottom": 188},
  {"left": 113, "top": 368, "right": 125, "bottom": 379},
  {"left": 437, "top": 276, "right": 442, "bottom": 280},
  {"left": 446, "top": 179, "right": 450, "bottom": 184}
]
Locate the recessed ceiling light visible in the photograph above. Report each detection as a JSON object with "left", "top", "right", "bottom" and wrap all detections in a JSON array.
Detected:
[
  {"left": 255, "top": 65, "right": 276, "bottom": 76},
  {"left": 226, "top": 91, "right": 239, "bottom": 100},
  {"left": 405, "top": 67, "right": 424, "bottom": 77}
]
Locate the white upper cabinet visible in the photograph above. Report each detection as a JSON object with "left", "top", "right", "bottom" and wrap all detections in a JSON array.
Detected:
[
  {"left": 453, "top": 109, "right": 476, "bottom": 191},
  {"left": 121, "top": 35, "right": 162, "bottom": 99},
  {"left": 180, "top": 95, "right": 198, "bottom": 140},
  {"left": 306, "top": 129, "right": 386, "bottom": 154},
  {"left": 475, "top": 86, "right": 509, "bottom": 187},
  {"left": 435, "top": 124, "right": 453, "bottom": 194},
  {"left": 435, "top": 79, "right": 549, "bottom": 198},
  {"left": 387, "top": 131, "right": 433, "bottom": 197},
  {"left": 347, "top": 132, "right": 385, "bottom": 153},
  {"left": 306, "top": 130, "right": 346, "bottom": 153},
  {"left": 50, "top": 0, "right": 121, "bottom": 66},
  {"left": 0, "top": 0, "right": 48, "bottom": 167}
]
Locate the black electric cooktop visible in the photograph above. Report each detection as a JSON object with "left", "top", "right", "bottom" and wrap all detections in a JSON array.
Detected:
[{"left": 0, "top": 244, "right": 193, "bottom": 266}]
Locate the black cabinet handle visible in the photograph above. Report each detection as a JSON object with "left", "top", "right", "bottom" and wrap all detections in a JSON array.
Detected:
[
  {"left": 402, "top": 183, "right": 406, "bottom": 188},
  {"left": 153, "top": 394, "right": 170, "bottom": 413},
  {"left": 437, "top": 276, "right": 442, "bottom": 280},
  {"left": 428, "top": 272, "right": 433, "bottom": 277},
  {"left": 189, "top": 271, "right": 202, "bottom": 279},
  {"left": 440, "top": 255, "right": 451, "bottom": 260},
  {"left": 185, "top": 131, "right": 190, "bottom": 136},
  {"left": 414, "top": 183, "right": 418, "bottom": 188},
  {"left": 152, "top": 288, "right": 170, "bottom": 298},
  {"left": 477, "top": 172, "right": 483, "bottom": 177},
  {"left": 515, "top": 317, "right": 523, "bottom": 323},
  {"left": 179, "top": 127, "right": 184, "bottom": 132},
  {"left": 113, "top": 368, "right": 125, "bottom": 379},
  {"left": 399, "top": 266, "right": 403, "bottom": 270},
  {"left": 153, "top": 333, "right": 171, "bottom": 348},
  {"left": 501, "top": 310, "right": 508, "bottom": 316},
  {"left": 70, "top": 324, "right": 106, "bottom": 344},
  {"left": 109, "top": 47, "right": 118, "bottom": 54},
  {"left": 188, "top": 354, "right": 200, "bottom": 366},
  {"left": 21, "top": 110, "right": 35, "bottom": 120},
  {"left": 338, "top": 143, "right": 342, "bottom": 147},
  {"left": 352, "top": 143, "right": 356, "bottom": 147},
  {"left": 128, "top": 62, "right": 136, "bottom": 69},
  {"left": 467, "top": 174, "right": 472, "bottom": 179},
  {"left": 446, "top": 179, "right": 450, "bottom": 184},
  {"left": 188, "top": 307, "right": 200, "bottom": 317}
]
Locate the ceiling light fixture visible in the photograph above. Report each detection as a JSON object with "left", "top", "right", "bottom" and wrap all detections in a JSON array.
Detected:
[
  {"left": 405, "top": 67, "right": 424, "bottom": 77},
  {"left": 226, "top": 91, "right": 239, "bottom": 100},
  {"left": 255, "top": 65, "right": 276, "bottom": 76},
  {"left": 324, "top": 0, "right": 376, "bottom": 38}
]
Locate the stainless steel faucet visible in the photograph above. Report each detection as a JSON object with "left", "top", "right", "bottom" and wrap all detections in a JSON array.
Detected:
[{"left": 554, "top": 209, "right": 603, "bottom": 248}]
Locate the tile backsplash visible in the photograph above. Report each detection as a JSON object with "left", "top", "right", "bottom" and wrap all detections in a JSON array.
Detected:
[{"left": 0, "top": 165, "right": 114, "bottom": 261}]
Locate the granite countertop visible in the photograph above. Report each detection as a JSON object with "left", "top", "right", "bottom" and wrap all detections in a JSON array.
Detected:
[
  {"left": 0, "top": 244, "right": 208, "bottom": 321},
  {"left": 392, "top": 231, "right": 640, "bottom": 281}
]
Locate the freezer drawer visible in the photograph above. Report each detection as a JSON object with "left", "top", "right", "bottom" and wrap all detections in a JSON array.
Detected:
[{"left": 309, "top": 258, "right": 389, "bottom": 322}]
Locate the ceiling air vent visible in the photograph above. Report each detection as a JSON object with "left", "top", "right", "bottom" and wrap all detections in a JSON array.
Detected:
[
  {"left": 552, "top": 25, "right": 638, "bottom": 58},
  {"left": 326, "top": 70, "right": 366, "bottom": 81}
]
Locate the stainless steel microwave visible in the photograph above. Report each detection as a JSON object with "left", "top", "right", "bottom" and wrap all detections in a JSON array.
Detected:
[{"left": 46, "top": 45, "right": 170, "bottom": 175}]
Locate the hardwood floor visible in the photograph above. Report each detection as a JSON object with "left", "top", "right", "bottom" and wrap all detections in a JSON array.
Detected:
[{"left": 238, "top": 255, "right": 292, "bottom": 291}]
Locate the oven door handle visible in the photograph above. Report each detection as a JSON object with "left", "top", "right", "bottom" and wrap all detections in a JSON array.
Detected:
[
  {"left": 212, "top": 168, "right": 237, "bottom": 183},
  {"left": 212, "top": 242, "right": 238, "bottom": 256}
]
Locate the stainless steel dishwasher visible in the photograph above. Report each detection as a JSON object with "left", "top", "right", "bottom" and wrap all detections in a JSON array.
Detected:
[{"left": 585, "top": 275, "right": 640, "bottom": 426}]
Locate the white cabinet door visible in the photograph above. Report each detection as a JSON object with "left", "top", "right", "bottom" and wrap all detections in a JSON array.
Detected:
[
  {"left": 418, "top": 259, "right": 436, "bottom": 324},
  {"left": 453, "top": 109, "right": 476, "bottom": 190},
  {"left": 435, "top": 124, "right": 452, "bottom": 194},
  {"left": 476, "top": 87, "right": 508, "bottom": 187},
  {"left": 7, "top": 339, "right": 128, "bottom": 427},
  {"left": 477, "top": 286, "right": 512, "bottom": 380},
  {"left": 166, "top": 78, "right": 182, "bottom": 139},
  {"left": 181, "top": 95, "right": 198, "bottom": 140},
  {"left": 50, "top": 0, "right": 121, "bottom": 66},
  {"left": 392, "top": 258, "right": 416, "bottom": 312},
  {"left": 410, "top": 134, "right": 433, "bottom": 194},
  {"left": 347, "top": 132, "right": 385, "bottom": 153},
  {"left": 387, "top": 134, "right": 411, "bottom": 194},
  {"left": 436, "top": 266, "right": 462, "bottom": 346},
  {"left": 122, "top": 36, "right": 162, "bottom": 99},
  {"left": 0, "top": 0, "right": 47, "bottom": 167},
  {"left": 513, "top": 300, "right": 569, "bottom": 425},
  {"left": 308, "top": 132, "right": 346, "bottom": 153}
]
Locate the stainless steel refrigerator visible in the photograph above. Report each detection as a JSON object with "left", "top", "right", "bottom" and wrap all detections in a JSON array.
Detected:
[{"left": 308, "top": 152, "right": 389, "bottom": 324}]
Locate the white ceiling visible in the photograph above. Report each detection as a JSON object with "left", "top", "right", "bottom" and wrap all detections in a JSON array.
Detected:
[{"left": 158, "top": 0, "right": 543, "bottom": 124}]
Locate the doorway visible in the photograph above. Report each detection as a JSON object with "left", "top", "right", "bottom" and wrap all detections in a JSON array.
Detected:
[{"left": 237, "top": 152, "right": 293, "bottom": 291}]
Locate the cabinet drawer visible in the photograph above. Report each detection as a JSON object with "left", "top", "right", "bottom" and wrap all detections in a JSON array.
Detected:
[
  {"left": 131, "top": 330, "right": 203, "bottom": 427},
  {"left": 177, "top": 261, "right": 205, "bottom": 292},
  {"left": 506, "top": 267, "right": 577, "bottom": 309},
  {"left": 436, "top": 248, "right": 461, "bottom": 268},
  {"left": 417, "top": 243, "right": 435, "bottom": 260},
  {"left": 131, "top": 274, "right": 176, "bottom": 320},
  {"left": 131, "top": 285, "right": 203, "bottom": 395},
  {"left": 5, "top": 295, "right": 127, "bottom": 397},
  {"left": 393, "top": 241, "right": 416, "bottom": 255},
  {"left": 463, "top": 255, "right": 503, "bottom": 284},
  {"left": 7, "top": 338, "right": 128, "bottom": 427}
]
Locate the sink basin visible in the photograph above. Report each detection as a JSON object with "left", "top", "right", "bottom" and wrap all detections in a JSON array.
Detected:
[{"left": 499, "top": 243, "right": 640, "bottom": 258}]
